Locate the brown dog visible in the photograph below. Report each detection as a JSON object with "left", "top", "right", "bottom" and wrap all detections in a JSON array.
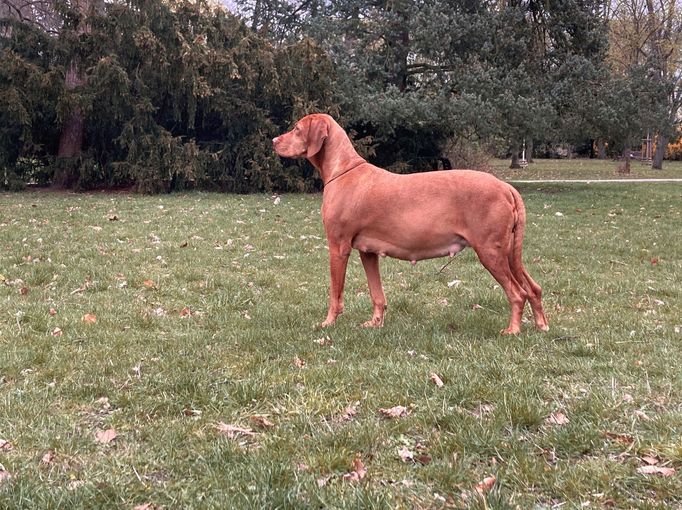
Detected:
[{"left": 273, "top": 114, "right": 548, "bottom": 334}]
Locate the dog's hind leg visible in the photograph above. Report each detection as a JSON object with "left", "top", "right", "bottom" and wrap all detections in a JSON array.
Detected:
[
  {"left": 474, "top": 246, "right": 528, "bottom": 335},
  {"left": 359, "top": 251, "right": 386, "bottom": 327},
  {"left": 518, "top": 268, "right": 549, "bottom": 331}
]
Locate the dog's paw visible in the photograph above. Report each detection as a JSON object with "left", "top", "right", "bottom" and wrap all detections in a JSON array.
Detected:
[{"left": 361, "top": 318, "right": 384, "bottom": 328}]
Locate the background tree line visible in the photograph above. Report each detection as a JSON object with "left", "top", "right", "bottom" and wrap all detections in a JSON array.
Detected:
[{"left": 1, "top": 0, "right": 681, "bottom": 192}]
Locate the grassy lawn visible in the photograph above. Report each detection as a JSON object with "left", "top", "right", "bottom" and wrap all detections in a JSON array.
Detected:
[
  {"left": 488, "top": 158, "right": 682, "bottom": 180},
  {"left": 1, "top": 182, "right": 681, "bottom": 508}
]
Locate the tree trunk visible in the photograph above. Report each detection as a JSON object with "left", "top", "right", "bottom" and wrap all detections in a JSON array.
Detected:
[
  {"left": 597, "top": 140, "right": 607, "bottom": 159},
  {"left": 510, "top": 148, "right": 521, "bottom": 169},
  {"left": 618, "top": 145, "right": 631, "bottom": 174},
  {"left": 652, "top": 135, "right": 667, "bottom": 170},
  {"left": 527, "top": 139, "right": 534, "bottom": 163},
  {"left": 54, "top": 58, "right": 86, "bottom": 187}
]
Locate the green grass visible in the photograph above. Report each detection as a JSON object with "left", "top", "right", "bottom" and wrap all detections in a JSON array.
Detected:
[
  {"left": 1, "top": 181, "right": 681, "bottom": 509},
  {"left": 488, "top": 157, "right": 682, "bottom": 180}
]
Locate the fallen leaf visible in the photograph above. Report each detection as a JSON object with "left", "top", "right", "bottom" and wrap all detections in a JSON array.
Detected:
[
  {"left": 0, "top": 439, "right": 12, "bottom": 451},
  {"left": 634, "top": 410, "right": 651, "bottom": 421},
  {"left": 334, "top": 404, "right": 358, "bottom": 424},
  {"left": 41, "top": 451, "right": 54, "bottom": 465},
  {"left": 379, "top": 405, "right": 409, "bottom": 419},
  {"left": 133, "top": 504, "right": 152, "bottom": 510},
  {"left": 68, "top": 480, "right": 85, "bottom": 490},
  {"left": 95, "top": 428, "right": 117, "bottom": 444},
  {"left": 415, "top": 454, "right": 432, "bottom": 465},
  {"left": 49, "top": 307, "right": 57, "bottom": 316},
  {"left": 316, "top": 475, "right": 332, "bottom": 487},
  {"left": 447, "top": 279, "right": 462, "bottom": 288},
  {"left": 0, "top": 466, "right": 11, "bottom": 485},
  {"left": 293, "top": 356, "right": 306, "bottom": 369},
  {"left": 108, "top": 215, "right": 118, "bottom": 221},
  {"left": 82, "top": 313, "right": 97, "bottom": 324},
  {"left": 180, "top": 241, "right": 188, "bottom": 248},
  {"left": 637, "top": 465, "right": 675, "bottom": 477},
  {"left": 650, "top": 257, "right": 659, "bottom": 265},
  {"left": 313, "top": 336, "right": 332, "bottom": 346},
  {"left": 143, "top": 279, "right": 155, "bottom": 288},
  {"left": 250, "top": 415, "right": 275, "bottom": 429},
  {"left": 342, "top": 455, "right": 367, "bottom": 482},
  {"left": 183, "top": 408, "right": 202, "bottom": 417},
  {"left": 295, "top": 462, "right": 310, "bottom": 472},
  {"left": 471, "top": 404, "right": 495, "bottom": 419},
  {"left": 179, "top": 306, "right": 194, "bottom": 318},
  {"left": 51, "top": 327, "right": 63, "bottom": 337},
  {"left": 641, "top": 454, "right": 659, "bottom": 465},
  {"left": 474, "top": 475, "right": 497, "bottom": 495},
  {"left": 429, "top": 373, "right": 444, "bottom": 388},
  {"left": 545, "top": 410, "right": 570, "bottom": 426},
  {"left": 398, "top": 446, "right": 414, "bottom": 463},
  {"left": 19, "top": 286, "right": 29, "bottom": 296},
  {"left": 604, "top": 432, "right": 634, "bottom": 445},
  {"left": 215, "top": 422, "right": 256, "bottom": 438}
]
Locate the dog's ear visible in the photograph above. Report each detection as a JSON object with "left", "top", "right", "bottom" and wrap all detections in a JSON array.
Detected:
[{"left": 305, "top": 117, "right": 329, "bottom": 158}]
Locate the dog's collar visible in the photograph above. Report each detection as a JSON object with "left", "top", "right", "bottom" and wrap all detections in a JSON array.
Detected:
[{"left": 324, "top": 160, "right": 365, "bottom": 187}]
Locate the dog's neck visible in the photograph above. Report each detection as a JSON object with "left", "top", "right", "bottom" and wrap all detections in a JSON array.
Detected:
[{"left": 309, "top": 122, "right": 365, "bottom": 184}]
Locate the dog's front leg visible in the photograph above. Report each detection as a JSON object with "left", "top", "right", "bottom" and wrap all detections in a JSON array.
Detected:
[
  {"left": 321, "top": 241, "right": 351, "bottom": 327},
  {"left": 359, "top": 251, "right": 386, "bottom": 327}
]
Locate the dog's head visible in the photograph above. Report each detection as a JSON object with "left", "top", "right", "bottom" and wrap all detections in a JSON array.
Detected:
[{"left": 272, "top": 114, "right": 330, "bottom": 159}]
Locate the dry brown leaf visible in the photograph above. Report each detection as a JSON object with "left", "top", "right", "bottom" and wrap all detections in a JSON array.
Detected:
[
  {"left": 415, "top": 454, "right": 432, "bottom": 465},
  {"left": 51, "top": 327, "right": 63, "bottom": 337},
  {"left": 604, "top": 432, "right": 634, "bottom": 445},
  {"left": 293, "top": 356, "right": 306, "bottom": 369},
  {"left": 545, "top": 410, "right": 569, "bottom": 426},
  {"left": 215, "top": 422, "right": 256, "bottom": 438},
  {"left": 430, "top": 373, "right": 444, "bottom": 388},
  {"left": 637, "top": 465, "right": 675, "bottom": 477},
  {"left": 334, "top": 404, "right": 358, "bottom": 424},
  {"left": 41, "top": 451, "right": 54, "bottom": 465},
  {"left": 379, "top": 405, "right": 409, "bottom": 419},
  {"left": 316, "top": 475, "right": 332, "bottom": 487},
  {"left": 183, "top": 408, "right": 202, "bottom": 417},
  {"left": 0, "top": 439, "right": 12, "bottom": 451},
  {"left": 179, "top": 306, "right": 193, "bottom": 318},
  {"left": 472, "top": 404, "right": 495, "bottom": 419},
  {"left": 342, "top": 455, "right": 367, "bottom": 483},
  {"left": 634, "top": 410, "right": 651, "bottom": 421},
  {"left": 133, "top": 504, "right": 153, "bottom": 510},
  {"left": 143, "top": 279, "right": 155, "bottom": 288},
  {"left": 82, "top": 313, "right": 97, "bottom": 324},
  {"left": 641, "top": 455, "right": 659, "bottom": 466},
  {"left": 19, "top": 286, "right": 29, "bottom": 296},
  {"left": 95, "top": 428, "right": 117, "bottom": 444},
  {"left": 0, "top": 467, "right": 11, "bottom": 485},
  {"left": 250, "top": 415, "right": 275, "bottom": 429},
  {"left": 49, "top": 307, "right": 57, "bottom": 316},
  {"left": 474, "top": 475, "right": 497, "bottom": 495}
]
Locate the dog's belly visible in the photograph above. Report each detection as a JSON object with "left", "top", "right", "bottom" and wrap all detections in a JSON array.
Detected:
[{"left": 352, "top": 234, "right": 468, "bottom": 262}]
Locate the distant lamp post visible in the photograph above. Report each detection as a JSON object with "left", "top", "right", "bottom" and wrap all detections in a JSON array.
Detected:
[{"left": 519, "top": 139, "right": 529, "bottom": 168}]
